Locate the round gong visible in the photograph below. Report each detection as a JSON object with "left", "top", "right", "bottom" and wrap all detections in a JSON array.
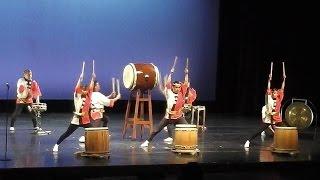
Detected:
[{"left": 285, "top": 101, "right": 313, "bottom": 129}]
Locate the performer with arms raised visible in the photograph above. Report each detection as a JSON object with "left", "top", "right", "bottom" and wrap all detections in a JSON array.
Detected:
[
  {"left": 78, "top": 77, "right": 121, "bottom": 143},
  {"left": 90, "top": 78, "right": 121, "bottom": 127},
  {"left": 141, "top": 57, "right": 190, "bottom": 147},
  {"left": 244, "top": 62, "right": 286, "bottom": 148},
  {"left": 53, "top": 61, "right": 95, "bottom": 152}
]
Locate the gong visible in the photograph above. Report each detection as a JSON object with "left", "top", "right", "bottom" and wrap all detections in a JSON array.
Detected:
[{"left": 284, "top": 100, "right": 314, "bottom": 129}]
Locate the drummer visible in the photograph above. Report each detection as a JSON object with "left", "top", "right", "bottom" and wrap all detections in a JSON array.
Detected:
[
  {"left": 9, "top": 69, "right": 42, "bottom": 132},
  {"left": 164, "top": 58, "right": 197, "bottom": 135},
  {"left": 78, "top": 79, "right": 121, "bottom": 143},
  {"left": 90, "top": 80, "right": 121, "bottom": 127},
  {"left": 244, "top": 62, "right": 286, "bottom": 148},
  {"left": 141, "top": 58, "right": 189, "bottom": 147},
  {"left": 53, "top": 61, "right": 95, "bottom": 152}
]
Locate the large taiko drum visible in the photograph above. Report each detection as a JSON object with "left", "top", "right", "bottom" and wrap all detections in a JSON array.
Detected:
[
  {"left": 173, "top": 124, "right": 198, "bottom": 150},
  {"left": 123, "top": 63, "right": 160, "bottom": 91},
  {"left": 85, "top": 127, "right": 109, "bottom": 154},
  {"left": 273, "top": 126, "right": 298, "bottom": 151}
]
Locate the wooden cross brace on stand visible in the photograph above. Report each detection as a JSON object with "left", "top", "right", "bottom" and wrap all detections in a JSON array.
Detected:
[{"left": 122, "top": 89, "right": 153, "bottom": 140}]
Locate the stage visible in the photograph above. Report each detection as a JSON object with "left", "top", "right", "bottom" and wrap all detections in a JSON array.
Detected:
[{"left": 1, "top": 113, "right": 320, "bottom": 179}]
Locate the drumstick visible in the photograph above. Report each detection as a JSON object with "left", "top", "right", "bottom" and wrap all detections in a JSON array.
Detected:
[
  {"left": 112, "top": 77, "right": 116, "bottom": 93},
  {"left": 185, "top": 58, "right": 189, "bottom": 72},
  {"left": 269, "top": 61, "right": 273, "bottom": 78},
  {"left": 116, "top": 79, "right": 120, "bottom": 95},
  {"left": 282, "top": 61, "right": 286, "bottom": 77},
  {"left": 92, "top": 59, "right": 95, "bottom": 74},
  {"left": 171, "top": 56, "right": 178, "bottom": 73},
  {"left": 81, "top": 61, "right": 85, "bottom": 75},
  {"left": 173, "top": 56, "right": 177, "bottom": 67}
]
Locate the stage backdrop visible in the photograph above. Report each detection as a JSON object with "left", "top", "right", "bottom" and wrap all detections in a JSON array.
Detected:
[{"left": 0, "top": 0, "right": 219, "bottom": 101}]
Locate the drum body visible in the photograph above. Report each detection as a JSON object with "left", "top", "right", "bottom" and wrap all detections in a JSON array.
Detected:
[
  {"left": 85, "top": 127, "right": 109, "bottom": 154},
  {"left": 174, "top": 124, "right": 198, "bottom": 150},
  {"left": 273, "top": 126, "right": 298, "bottom": 151},
  {"left": 31, "top": 103, "right": 47, "bottom": 112},
  {"left": 123, "top": 63, "right": 159, "bottom": 91}
]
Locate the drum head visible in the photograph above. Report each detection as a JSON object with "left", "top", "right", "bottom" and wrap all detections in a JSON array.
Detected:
[
  {"left": 175, "top": 124, "right": 197, "bottom": 128},
  {"left": 151, "top": 63, "right": 160, "bottom": 88},
  {"left": 85, "top": 127, "right": 108, "bottom": 131},
  {"left": 285, "top": 101, "right": 313, "bottom": 129},
  {"left": 275, "top": 126, "right": 297, "bottom": 130},
  {"left": 123, "top": 63, "right": 136, "bottom": 90}
]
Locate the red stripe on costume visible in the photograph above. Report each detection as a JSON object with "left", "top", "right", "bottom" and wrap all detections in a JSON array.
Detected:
[
  {"left": 75, "top": 86, "right": 82, "bottom": 94},
  {"left": 31, "top": 81, "right": 42, "bottom": 98},
  {"left": 18, "top": 85, "right": 25, "bottom": 93},
  {"left": 79, "top": 86, "right": 94, "bottom": 125},
  {"left": 186, "top": 87, "right": 197, "bottom": 104}
]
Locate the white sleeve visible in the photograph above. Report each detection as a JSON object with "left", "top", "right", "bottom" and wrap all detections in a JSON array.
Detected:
[
  {"left": 164, "top": 88, "right": 169, "bottom": 99},
  {"left": 96, "top": 92, "right": 111, "bottom": 107},
  {"left": 16, "top": 78, "right": 23, "bottom": 94},
  {"left": 16, "top": 78, "right": 27, "bottom": 99}
]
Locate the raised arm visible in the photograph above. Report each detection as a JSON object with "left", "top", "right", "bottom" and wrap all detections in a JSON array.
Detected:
[
  {"left": 281, "top": 61, "right": 286, "bottom": 90},
  {"left": 89, "top": 60, "right": 96, "bottom": 90}
]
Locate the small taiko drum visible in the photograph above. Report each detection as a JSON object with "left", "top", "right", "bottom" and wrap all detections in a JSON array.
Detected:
[
  {"left": 85, "top": 127, "right": 109, "bottom": 154},
  {"left": 123, "top": 63, "right": 160, "bottom": 91},
  {"left": 174, "top": 124, "right": 198, "bottom": 150},
  {"left": 31, "top": 103, "right": 47, "bottom": 112},
  {"left": 273, "top": 126, "right": 298, "bottom": 151}
]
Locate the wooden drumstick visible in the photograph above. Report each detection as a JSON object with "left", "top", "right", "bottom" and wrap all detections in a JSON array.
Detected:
[
  {"left": 185, "top": 58, "right": 189, "bottom": 73},
  {"left": 269, "top": 61, "right": 273, "bottom": 78},
  {"left": 112, "top": 77, "right": 116, "bottom": 93},
  {"left": 117, "top": 79, "right": 120, "bottom": 95},
  {"left": 81, "top": 61, "right": 85, "bottom": 75},
  {"left": 92, "top": 59, "right": 95, "bottom": 74},
  {"left": 282, "top": 61, "right": 286, "bottom": 77},
  {"left": 171, "top": 56, "right": 178, "bottom": 73}
]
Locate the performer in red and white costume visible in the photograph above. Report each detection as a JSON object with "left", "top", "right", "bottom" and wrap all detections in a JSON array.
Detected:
[
  {"left": 10, "top": 69, "right": 42, "bottom": 131},
  {"left": 78, "top": 79, "right": 121, "bottom": 143},
  {"left": 141, "top": 57, "right": 190, "bottom": 147},
  {"left": 244, "top": 62, "right": 286, "bottom": 148},
  {"left": 164, "top": 58, "right": 197, "bottom": 131},
  {"left": 181, "top": 58, "right": 197, "bottom": 121},
  {"left": 90, "top": 80, "right": 121, "bottom": 127},
  {"left": 53, "top": 61, "right": 95, "bottom": 152}
]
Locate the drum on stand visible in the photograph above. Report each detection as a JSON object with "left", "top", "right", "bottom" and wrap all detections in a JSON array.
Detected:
[
  {"left": 122, "top": 63, "right": 158, "bottom": 140},
  {"left": 123, "top": 63, "right": 160, "bottom": 91},
  {"left": 85, "top": 127, "right": 110, "bottom": 154},
  {"left": 172, "top": 124, "right": 199, "bottom": 155},
  {"left": 31, "top": 103, "right": 51, "bottom": 135},
  {"left": 272, "top": 126, "right": 299, "bottom": 154},
  {"left": 31, "top": 103, "right": 47, "bottom": 115}
]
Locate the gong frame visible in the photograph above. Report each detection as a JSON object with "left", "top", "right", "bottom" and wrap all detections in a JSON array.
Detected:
[
  {"left": 284, "top": 99, "right": 313, "bottom": 129},
  {"left": 281, "top": 98, "right": 318, "bottom": 139}
]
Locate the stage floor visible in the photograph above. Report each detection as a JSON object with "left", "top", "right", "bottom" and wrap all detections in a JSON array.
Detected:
[{"left": 1, "top": 113, "right": 320, "bottom": 179}]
